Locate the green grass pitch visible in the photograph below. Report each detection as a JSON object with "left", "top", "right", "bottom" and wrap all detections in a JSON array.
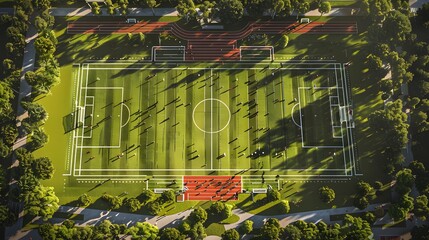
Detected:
[{"left": 67, "top": 62, "right": 356, "bottom": 179}]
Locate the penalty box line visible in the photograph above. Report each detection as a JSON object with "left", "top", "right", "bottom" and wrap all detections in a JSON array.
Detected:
[{"left": 74, "top": 64, "right": 125, "bottom": 176}]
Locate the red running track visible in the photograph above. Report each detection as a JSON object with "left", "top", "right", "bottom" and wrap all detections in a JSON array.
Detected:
[
  {"left": 67, "top": 21, "right": 358, "bottom": 61},
  {"left": 183, "top": 175, "right": 242, "bottom": 201}
]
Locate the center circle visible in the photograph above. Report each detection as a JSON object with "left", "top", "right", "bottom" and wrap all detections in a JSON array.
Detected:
[{"left": 192, "top": 98, "right": 231, "bottom": 133}]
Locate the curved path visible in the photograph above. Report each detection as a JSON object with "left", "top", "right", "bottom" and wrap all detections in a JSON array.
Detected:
[{"left": 67, "top": 20, "right": 357, "bottom": 61}]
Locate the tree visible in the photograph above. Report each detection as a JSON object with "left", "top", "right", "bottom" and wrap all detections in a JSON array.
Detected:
[
  {"left": 281, "top": 225, "right": 302, "bottom": 240},
  {"left": 354, "top": 196, "right": 369, "bottom": 210},
  {"left": 21, "top": 101, "right": 48, "bottom": 124},
  {"left": 342, "top": 214, "right": 372, "bottom": 239},
  {"left": 280, "top": 200, "right": 290, "bottom": 213},
  {"left": 388, "top": 204, "right": 407, "bottom": 221},
  {"left": 30, "top": 127, "right": 48, "bottom": 150},
  {"left": 318, "top": 1, "right": 331, "bottom": 16},
  {"left": 260, "top": 221, "right": 280, "bottom": 240},
  {"left": 267, "top": 189, "right": 281, "bottom": 202},
  {"left": 160, "top": 189, "right": 175, "bottom": 203},
  {"left": 159, "top": 227, "right": 184, "bottom": 240},
  {"left": 383, "top": 10, "right": 411, "bottom": 43},
  {"left": 126, "top": 221, "right": 158, "bottom": 239},
  {"left": 91, "top": 2, "right": 101, "bottom": 15},
  {"left": 0, "top": 205, "right": 11, "bottom": 225},
  {"left": 3, "top": 58, "right": 15, "bottom": 73},
  {"left": 414, "top": 195, "right": 429, "bottom": 220},
  {"left": 411, "top": 225, "right": 429, "bottom": 240},
  {"left": 214, "top": 0, "right": 244, "bottom": 24},
  {"left": 189, "top": 206, "right": 207, "bottom": 224},
  {"left": 245, "top": 0, "right": 265, "bottom": 16},
  {"left": 147, "top": 200, "right": 162, "bottom": 215},
  {"left": 319, "top": 186, "right": 335, "bottom": 203},
  {"left": 35, "top": 16, "right": 48, "bottom": 32},
  {"left": 189, "top": 222, "right": 207, "bottom": 239},
  {"left": 176, "top": 0, "right": 197, "bottom": 23},
  {"left": 356, "top": 181, "right": 375, "bottom": 197},
  {"left": 78, "top": 193, "right": 92, "bottom": 207},
  {"left": 101, "top": 193, "right": 123, "bottom": 210},
  {"left": 297, "top": 1, "right": 310, "bottom": 17},
  {"left": 32, "top": 157, "right": 54, "bottom": 180},
  {"left": 125, "top": 197, "right": 141, "bottom": 212},
  {"left": 34, "top": 36, "right": 56, "bottom": 60},
  {"left": 199, "top": 1, "right": 214, "bottom": 24},
  {"left": 362, "top": 212, "right": 376, "bottom": 224},
  {"left": 145, "top": 0, "right": 157, "bottom": 16},
  {"left": 368, "top": 99, "right": 409, "bottom": 150},
  {"left": 140, "top": 189, "right": 155, "bottom": 205},
  {"left": 240, "top": 220, "right": 253, "bottom": 234},
  {"left": 221, "top": 229, "right": 240, "bottom": 240},
  {"left": 266, "top": 0, "right": 289, "bottom": 19},
  {"left": 208, "top": 201, "right": 232, "bottom": 219},
  {"left": 396, "top": 168, "right": 415, "bottom": 194},
  {"left": 279, "top": 34, "right": 289, "bottom": 48},
  {"left": 34, "top": 0, "right": 52, "bottom": 10},
  {"left": 21, "top": 185, "right": 59, "bottom": 221}
]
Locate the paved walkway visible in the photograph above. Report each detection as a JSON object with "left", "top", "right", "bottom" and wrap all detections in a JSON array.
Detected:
[
  {"left": 6, "top": 14, "right": 38, "bottom": 240},
  {"left": 50, "top": 7, "right": 357, "bottom": 17},
  {"left": 12, "top": 202, "right": 424, "bottom": 239}
]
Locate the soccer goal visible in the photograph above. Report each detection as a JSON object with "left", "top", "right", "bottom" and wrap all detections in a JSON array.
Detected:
[
  {"left": 239, "top": 46, "right": 274, "bottom": 62},
  {"left": 151, "top": 46, "right": 185, "bottom": 62}
]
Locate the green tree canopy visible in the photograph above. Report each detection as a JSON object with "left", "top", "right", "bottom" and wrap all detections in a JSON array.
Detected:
[
  {"left": 318, "top": 1, "right": 331, "bottom": 15},
  {"left": 21, "top": 185, "right": 59, "bottom": 221},
  {"left": 214, "top": 0, "right": 244, "bottom": 24},
  {"left": 189, "top": 206, "right": 208, "bottom": 224},
  {"left": 159, "top": 227, "right": 185, "bottom": 240},
  {"left": 319, "top": 186, "right": 336, "bottom": 203},
  {"left": 221, "top": 229, "right": 240, "bottom": 240}
]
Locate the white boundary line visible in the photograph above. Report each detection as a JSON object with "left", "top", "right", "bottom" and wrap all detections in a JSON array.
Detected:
[{"left": 66, "top": 62, "right": 358, "bottom": 177}]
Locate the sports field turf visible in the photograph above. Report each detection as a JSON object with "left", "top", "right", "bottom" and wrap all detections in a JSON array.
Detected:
[{"left": 64, "top": 61, "right": 357, "bottom": 183}]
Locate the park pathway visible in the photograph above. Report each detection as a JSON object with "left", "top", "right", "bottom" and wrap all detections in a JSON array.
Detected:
[
  {"left": 6, "top": 13, "right": 38, "bottom": 240},
  {"left": 11, "top": 202, "right": 424, "bottom": 239}
]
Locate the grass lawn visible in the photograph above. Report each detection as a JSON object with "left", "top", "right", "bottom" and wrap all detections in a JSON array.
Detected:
[{"left": 33, "top": 15, "right": 391, "bottom": 221}]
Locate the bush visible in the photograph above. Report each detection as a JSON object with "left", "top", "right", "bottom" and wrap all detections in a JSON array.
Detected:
[
  {"left": 267, "top": 189, "right": 281, "bottom": 202},
  {"left": 319, "top": 186, "right": 335, "bottom": 203},
  {"left": 78, "top": 193, "right": 92, "bottom": 207},
  {"left": 280, "top": 200, "right": 290, "bottom": 213}
]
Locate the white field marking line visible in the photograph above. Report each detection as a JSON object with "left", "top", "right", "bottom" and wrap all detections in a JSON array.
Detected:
[
  {"left": 77, "top": 168, "right": 347, "bottom": 171},
  {"left": 72, "top": 64, "right": 349, "bottom": 174},
  {"left": 87, "top": 67, "right": 341, "bottom": 70},
  {"left": 298, "top": 87, "right": 343, "bottom": 148},
  {"left": 341, "top": 63, "right": 358, "bottom": 175},
  {"left": 121, "top": 103, "right": 131, "bottom": 127},
  {"left": 119, "top": 88, "right": 124, "bottom": 148},
  {"left": 192, "top": 99, "right": 231, "bottom": 133},
  {"left": 338, "top": 64, "right": 351, "bottom": 175},
  {"left": 334, "top": 63, "right": 349, "bottom": 175},
  {"left": 210, "top": 68, "right": 213, "bottom": 170},
  {"left": 76, "top": 178, "right": 147, "bottom": 181},
  {"left": 72, "top": 63, "right": 85, "bottom": 176},
  {"left": 329, "top": 96, "right": 339, "bottom": 139},
  {"left": 64, "top": 64, "right": 81, "bottom": 176},
  {"left": 291, "top": 103, "right": 302, "bottom": 128},
  {"left": 82, "top": 87, "right": 123, "bottom": 89},
  {"left": 297, "top": 85, "right": 305, "bottom": 148},
  {"left": 83, "top": 62, "right": 337, "bottom": 66},
  {"left": 72, "top": 173, "right": 352, "bottom": 178},
  {"left": 78, "top": 64, "right": 90, "bottom": 176},
  {"left": 83, "top": 96, "right": 95, "bottom": 139}
]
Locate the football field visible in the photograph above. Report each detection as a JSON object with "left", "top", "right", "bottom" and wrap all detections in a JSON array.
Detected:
[{"left": 64, "top": 62, "right": 358, "bottom": 181}]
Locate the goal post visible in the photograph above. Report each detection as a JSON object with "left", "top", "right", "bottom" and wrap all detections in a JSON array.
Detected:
[
  {"left": 151, "top": 46, "right": 186, "bottom": 62},
  {"left": 239, "top": 46, "right": 274, "bottom": 61}
]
